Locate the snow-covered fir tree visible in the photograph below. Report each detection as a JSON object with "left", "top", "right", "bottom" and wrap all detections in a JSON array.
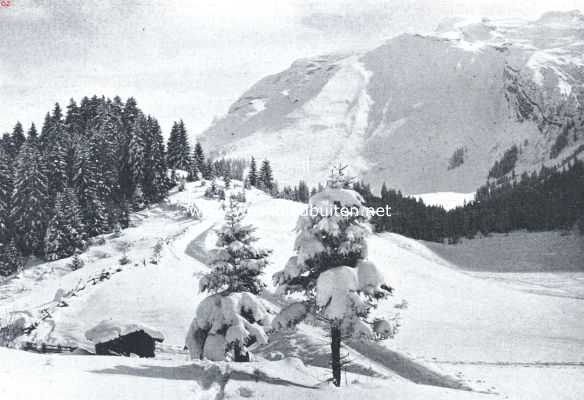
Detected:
[
  {"left": 92, "top": 104, "right": 122, "bottom": 203},
  {"left": 45, "top": 119, "right": 71, "bottom": 200},
  {"left": 166, "top": 120, "right": 191, "bottom": 171},
  {"left": 128, "top": 114, "right": 146, "bottom": 195},
  {"left": 186, "top": 198, "right": 272, "bottom": 362},
  {"left": 272, "top": 165, "right": 397, "bottom": 386},
  {"left": 73, "top": 137, "right": 109, "bottom": 236},
  {"left": 192, "top": 142, "right": 205, "bottom": 180},
  {"left": 143, "top": 117, "right": 168, "bottom": 202},
  {"left": 0, "top": 147, "right": 13, "bottom": 243},
  {"left": 44, "top": 188, "right": 86, "bottom": 260},
  {"left": 11, "top": 122, "right": 26, "bottom": 156},
  {"left": 27, "top": 123, "right": 38, "bottom": 142},
  {"left": 11, "top": 142, "right": 50, "bottom": 256},
  {"left": 118, "top": 97, "right": 140, "bottom": 198},
  {"left": 65, "top": 99, "right": 83, "bottom": 137},
  {"left": 247, "top": 156, "right": 257, "bottom": 187},
  {"left": 258, "top": 159, "right": 274, "bottom": 192},
  {"left": 2, "top": 95, "right": 172, "bottom": 261}
]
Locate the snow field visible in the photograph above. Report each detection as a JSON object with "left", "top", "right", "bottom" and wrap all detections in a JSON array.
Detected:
[{"left": 0, "top": 182, "right": 583, "bottom": 399}]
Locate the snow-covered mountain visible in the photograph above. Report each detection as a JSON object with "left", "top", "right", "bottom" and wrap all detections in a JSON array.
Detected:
[{"left": 200, "top": 10, "right": 584, "bottom": 193}]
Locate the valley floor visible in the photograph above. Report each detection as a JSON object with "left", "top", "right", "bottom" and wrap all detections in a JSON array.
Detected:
[{"left": 1, "top": 181, "right": 583, "bottom": 399}]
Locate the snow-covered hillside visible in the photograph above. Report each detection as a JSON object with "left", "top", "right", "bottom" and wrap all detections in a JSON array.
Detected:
[
  {"left": 200, "top": 10, "right": 584, "bottom": 193},
  {"left": 1, "top": 183, "right": 583, "bottom": 399}
]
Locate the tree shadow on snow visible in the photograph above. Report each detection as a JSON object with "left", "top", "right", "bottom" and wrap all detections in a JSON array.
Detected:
[
  {"left": 259, "top": 331, "right": 471, "bottom": 391},
  {"left": 91, "top": 362, "right": 317, "bottom": 390},
  {"left": 346, "top": 340, "right": 472, "bottom": 391},
  {"left": 258, "top": 331, "right": 383, "bottom": 379}
]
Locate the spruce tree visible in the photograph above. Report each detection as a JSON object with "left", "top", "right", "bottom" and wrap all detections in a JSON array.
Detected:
[
  {"left": 65, "top": 99, "right": 84, "bottom": 138},
  {"left": 73, "top": 138, "right": 109, "bottom": 236},
  {"left": 11, "top": 122, "right": 25, "bottom": 156},
  {"left": 39, "top": 112, "right": 52, "bottom": 150},
  {"left": 46, "top": 120, "right": 71, "bottom": 200},
  {"left": 93, "top": 106, "right": 122, "bottom": 203},
  {"left": 52, "top": 103, "right": 63, "bottom": 123},
  {"left": 44, "top": 188, "right": 85, "bottom": 260},
  {"left": 272, "top": 165, "right": 397, "bottom": 386},
  {"left": 1, "top": 133, "right": 14, "bottom": 159},
  {"left": 27, "top": 123, "right": 38, "bottom": 142},
  {"left": 258, "top": 159, "right": 274, "bottom": 192},
  {"left": 193, "top": 142, "right": 205, "bottom": 180},
  {"left": 143, "top": 117, "right": 168, "bottom": 202},
  {"left": 166, "top": 121, "right": 179, "bottom": 170},
  {"left": 119, "top": 97, "right": 139, "bottom": 197},
  {"left": 128, "top": 114, "right": 146, "bottom": 193},
  {"left": 11, "top": 142, "right": 50, "bottom": 256},
  {"left": 247, "top": 157, "right": 257, "bottom": 187},
  {"left": 0, "top": 147, "right": 13, "bottom": 243},
  {"left": 297, "top": 180, "right": 309, "bottom": 203},
  {"left": 187, "top": 198, "right": 271, "bottom": 362},
  {"left": 177, "top": 120, "right": 191, "bottom": 170}
]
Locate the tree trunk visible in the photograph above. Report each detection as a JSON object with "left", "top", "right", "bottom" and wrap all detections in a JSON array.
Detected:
[{"left": 330, "top": 323, "right": 341, "bottom": 387}]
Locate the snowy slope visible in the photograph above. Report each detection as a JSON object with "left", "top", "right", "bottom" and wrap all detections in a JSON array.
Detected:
[
  {"left": 200, "top": 11, "right": 584, "bottom": 193},
  {"left": 1, "top": 183, "right": 583, "bottom": 399}
]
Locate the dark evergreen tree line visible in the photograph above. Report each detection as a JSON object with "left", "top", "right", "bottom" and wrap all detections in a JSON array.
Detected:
[
  {"left": 355, "top": 160, "right": 584, "bottom": 243},
  {"left": 0, "top": 96, "right": 170, "bottom": 274}
]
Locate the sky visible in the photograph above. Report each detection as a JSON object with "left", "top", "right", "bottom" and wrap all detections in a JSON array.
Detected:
[{"left": 1, "top": 0, "right": 582, "bottom": 138}]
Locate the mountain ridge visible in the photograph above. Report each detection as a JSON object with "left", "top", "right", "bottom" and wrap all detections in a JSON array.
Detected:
[{"left": 200, "top": 10, "right": 584, "bottom": 193}]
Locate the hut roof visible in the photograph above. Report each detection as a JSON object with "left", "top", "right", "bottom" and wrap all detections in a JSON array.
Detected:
[{"left": 85, "top": 320, "right": 165, "bottom": 344}]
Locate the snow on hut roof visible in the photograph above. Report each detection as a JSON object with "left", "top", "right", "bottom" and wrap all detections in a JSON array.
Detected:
[{"left": 85, "top": 320, "right": 165, "bottom": 344}]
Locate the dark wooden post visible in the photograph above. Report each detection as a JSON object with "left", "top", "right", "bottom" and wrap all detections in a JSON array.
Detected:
[{"left": 330, "top": 322, "right": 341, "bottom": 387}]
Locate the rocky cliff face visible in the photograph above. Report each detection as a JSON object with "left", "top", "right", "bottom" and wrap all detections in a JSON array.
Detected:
[{"left": 200, "top": 11, "right": 584, "bottom": 193}]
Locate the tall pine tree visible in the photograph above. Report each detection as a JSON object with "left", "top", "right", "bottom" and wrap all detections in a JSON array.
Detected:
[
  {"left": 192, "top": 142, "right": 205, "bottom": 180},
  {"left": 11, "top": 142, "right": 50, "bottom": 256},
  {"left": 247, "top": 157, "right": 257, "bottom": 187},
  {"left": 258, "top": 159, "right": 273, "bottom": 192},
  {"left": 11, "top": 122, "right": 26, "bottom": 156},
  {"left": 44, "top": 188, "right": 86, "bottom": 260},
  {"left": 166, "top": 120, "right": 191, "bottom": 171},
  {"left": 0, "top": 147, "right": 13, "bottom": 243},
  {"left": 73, "top": 137, "right": 109, "bottom": 236},
  {"left": 143, "top": 117, "right": 168, "bottom": 202}
]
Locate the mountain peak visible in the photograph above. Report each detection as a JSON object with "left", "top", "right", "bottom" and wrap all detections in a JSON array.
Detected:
[{"left": 200, "top": 12, "right": 584, "bottom": 193}]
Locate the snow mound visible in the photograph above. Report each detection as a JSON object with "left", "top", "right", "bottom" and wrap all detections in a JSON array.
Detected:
[{"left": 85, "top": 320, "right": 165, "bottom": 344}]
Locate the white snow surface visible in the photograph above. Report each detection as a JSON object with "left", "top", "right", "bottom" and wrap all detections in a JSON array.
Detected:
[{"left": 0, "top": 182, "right": 583, "bottom": 399}]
